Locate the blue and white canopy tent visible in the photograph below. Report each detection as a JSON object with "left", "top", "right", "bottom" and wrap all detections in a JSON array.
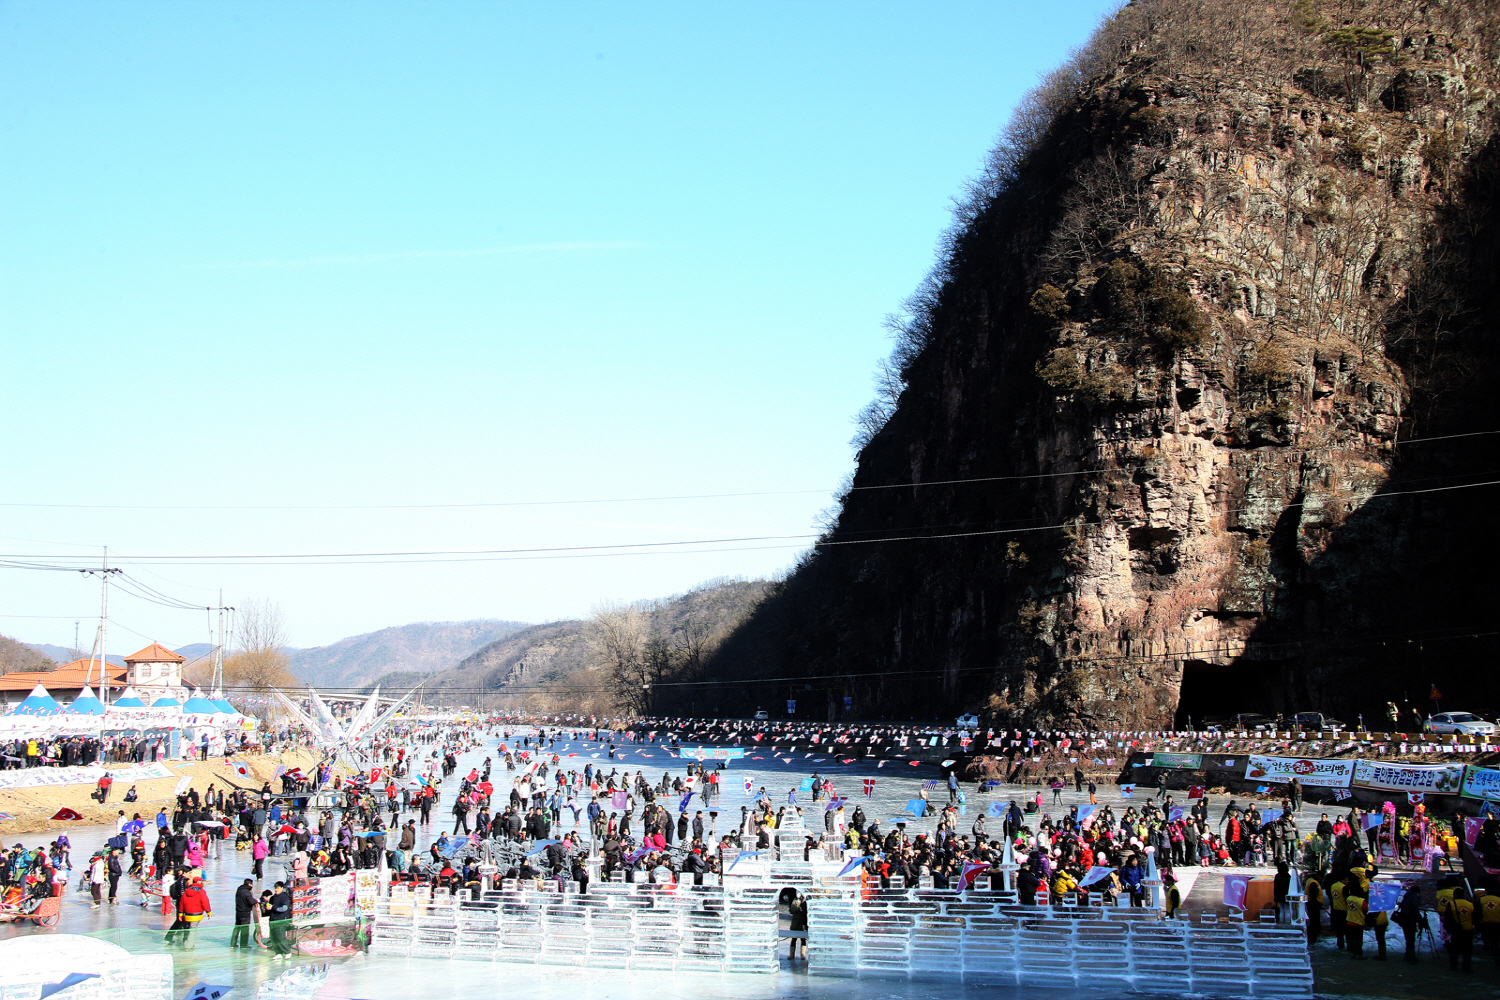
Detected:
[
  {"left": 12, "top": 683, "right": 61, "bottom": 716},
  {"left": 110, "top": 687, "right": 147, "bottom": 708},
  {"left": 66, "top": 686, "right": 106, "bottom": 716}
]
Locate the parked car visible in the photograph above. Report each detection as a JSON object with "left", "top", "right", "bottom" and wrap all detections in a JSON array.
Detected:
[
  {"left": 1291, "top": 712, "right": 1345, "bottom": 730},
  {"left": 955, "top": 714, "right": 980, "bottom": 730},
  {"left": 1423, "top": 712, "right": 1497, "bottom": 736},
  {"left": 1206, "top": 713, "right": 1278, "bottom": 732},
  {"left": 752, "top": 709, "right": 769, "bottom": 721}
]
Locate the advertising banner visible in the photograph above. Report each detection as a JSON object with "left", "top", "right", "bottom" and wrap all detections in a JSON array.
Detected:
[
  {"left": 1351, "top": 760, "right": 1465, "bottom": 795},
  {"left": 678, "top": 746, "right": 746, "bottom": 761},
  {"left": 1460, "top": 764, "right": 1500, "bottom": 802},
  {"left": 0, "top": 761, "right": 173, "bottom": 791},
  {"left": 1150, "top": 753, "right": 1203, "bottom": 770},
  {"left": 1245, "top": 755, "right": 1356, "bottom": 789},
  {"left": 354, "top": 870, "right": 380, "bottom": 915}
]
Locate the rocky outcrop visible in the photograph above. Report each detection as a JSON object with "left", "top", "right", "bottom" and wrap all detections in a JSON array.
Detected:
[{"left": 700, "top": 0, "right": 1500, "bottom": 728}]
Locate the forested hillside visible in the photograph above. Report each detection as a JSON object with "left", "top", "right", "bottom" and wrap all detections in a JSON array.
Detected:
[{"left": 409, "top": 579, "right": 771, "bottom": 714}]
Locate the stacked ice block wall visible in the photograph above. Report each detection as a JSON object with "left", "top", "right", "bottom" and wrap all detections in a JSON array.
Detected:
[
  {"left": 368, "top": 882, "right": 779, "bottom": 973},
  {"left": 805, "top": 889, "right": 1313, "bottom": 997}
]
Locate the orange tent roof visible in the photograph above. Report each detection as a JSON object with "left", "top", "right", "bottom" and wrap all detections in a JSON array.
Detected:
[{"left": 123, "top": 643, "right": 184, "bottom": 664}]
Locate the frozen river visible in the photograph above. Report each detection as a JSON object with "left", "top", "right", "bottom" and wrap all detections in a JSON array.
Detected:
[{"left": 0, "top": 728, "right": 1345, "bottom": 1000}]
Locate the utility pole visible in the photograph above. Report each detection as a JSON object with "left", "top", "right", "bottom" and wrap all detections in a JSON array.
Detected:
[
  {"left": 213, "top": 589, "right": 226, "bottom": 696},
  {"left": 99, "top": 547, "right": 108, "bottom": 705},
  {"left": 79, "top": 548, "right": 119, "bottom": 706}
]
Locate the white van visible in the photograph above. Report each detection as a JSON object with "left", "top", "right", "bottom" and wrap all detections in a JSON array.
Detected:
[{"left": 956, "top": 714, "right": 979, "bottom": 730}]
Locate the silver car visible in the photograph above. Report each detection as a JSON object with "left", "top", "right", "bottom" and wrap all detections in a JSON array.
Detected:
[{"left": 1423, "top": 712, "right": 1497, "bottom": 736}]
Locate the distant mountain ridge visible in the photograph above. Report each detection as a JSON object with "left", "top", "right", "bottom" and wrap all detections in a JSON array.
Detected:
[
  {"left": 404, "top": 579, "right": 772, "bottom": 712},
  {"left": 288, "top": 620, "right": 529, "bottom": 688},
  {"left": 19, "top": 642, "right": 124, "bottom": 668}
]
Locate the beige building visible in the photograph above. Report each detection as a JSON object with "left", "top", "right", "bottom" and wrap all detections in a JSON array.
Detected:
[{"left": 124, "top": 643, "right": 187, "bottom": 703}]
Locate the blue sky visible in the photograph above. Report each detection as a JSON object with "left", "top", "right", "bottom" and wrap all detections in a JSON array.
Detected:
[{"left": 0, "top": 1, "right": 1117, "bottom": 652}]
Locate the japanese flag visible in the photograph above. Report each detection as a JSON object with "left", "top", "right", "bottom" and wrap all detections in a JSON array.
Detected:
[{"left": 228, "top": 762, "right": 250, "bottom": 779}]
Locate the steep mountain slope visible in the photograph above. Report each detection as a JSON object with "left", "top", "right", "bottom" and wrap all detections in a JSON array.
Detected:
[
  {"left": 700, "top": 0, "right": 1500, "bottom": 728},
  {"left": 288, "top": 620, "right": 529, "bottom": 688},
  {"left": 1, "top": 636, "right": 54, "bottom": 673},
  {"left": 413, "top": 579, "right": 772, "bottom": 712}
]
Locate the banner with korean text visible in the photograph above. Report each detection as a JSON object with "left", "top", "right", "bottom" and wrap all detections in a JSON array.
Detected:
[
  {"left": 1459, "top": 764, "right": 1500, "bottom": 802},
  {"left": 1245, "top": 755, "right": 1355, "bottom": 789},
  {"left": 1351, "top": 760, "right": 1465, "bottom": 795}
]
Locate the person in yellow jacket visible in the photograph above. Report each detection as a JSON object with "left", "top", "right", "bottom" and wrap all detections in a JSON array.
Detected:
[
  {"left": 1164, "top": 871, "right": 1182, "bottom": 919},
  {"left": 1479, "top": 890, "right": 1500, "bottom": 960},
  {"left": 1330, "top": 872, "right": 1349, "bottom": 950},
  {"left": 1345, "top": 881, "right": 1367, "bottom": 959},
  {"left": 1445, "top": 887, "right": 1475, "bottom": 973},
  {"left": 1051, "top": 868, "right": 1078, "bottom": 903},
  {"left": 1304, "top": 874, "right": 1324, "bottom": 944}
]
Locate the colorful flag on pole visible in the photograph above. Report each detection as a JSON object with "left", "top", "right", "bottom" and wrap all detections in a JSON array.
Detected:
[
  {"left": 1187, "top": 785, "right": 1204, "bottom": 799},
  {"left": 39, "top": 974, "right": 99, "bottom": 999},
  {"left": 1367, "top": 881, "right": 1405, "bottom": 913},
  {"left": 957, "top": 862, "right": 989, "bottom": 889},
  {"left": 837, "top": 856, "right": 866, "bottom": 877},
  {"left": 1079, "top": 866, "right": 1116, "bottom": 888},
  {"left": 182, "top": 984, "right": 234, "bottom": 1000},
  {"left": 1223, "top": 874, "right": 1252, "bottom": 910},
  {"left": 863, "top": 778, "right": 876, "bottom": 796}
]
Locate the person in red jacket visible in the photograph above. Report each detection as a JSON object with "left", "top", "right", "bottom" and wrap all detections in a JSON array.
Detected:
[{"left": 177, "top": 875, "right": 211, "bottom": 950}]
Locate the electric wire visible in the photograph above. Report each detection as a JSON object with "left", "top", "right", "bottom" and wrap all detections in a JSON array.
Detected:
[
  {"left": 1, "top": 474, "right": 1497, "bottom": 567},
  {"left": 0, "top": 428, "right": 1493, "bottom": 512}
]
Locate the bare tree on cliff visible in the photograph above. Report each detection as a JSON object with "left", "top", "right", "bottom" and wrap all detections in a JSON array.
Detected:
[{"left": 588, "top": 601, "right": 654, "bottom": 714}]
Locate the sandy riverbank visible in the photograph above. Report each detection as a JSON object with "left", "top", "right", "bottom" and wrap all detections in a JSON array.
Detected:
[{"left": 0, "top": 747, "right": 326, "bottom": 834}]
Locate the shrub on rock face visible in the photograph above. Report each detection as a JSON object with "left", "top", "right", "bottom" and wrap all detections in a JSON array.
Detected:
[
  {"left": 1096, "top": 258, "right": 1207, "bottom": 351},
  {"left": 1036, "top": 347, "right": 1131, "bottom": 403},
  {"left": 1030, "top": 283, "right": 1070, "bottom": 322},
  {"left": 1147, "top": 276, "right": 1209, "bottom": 351}
]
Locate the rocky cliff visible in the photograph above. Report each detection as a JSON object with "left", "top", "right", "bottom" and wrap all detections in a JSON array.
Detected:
[{"left": 699, "top": 0, "right": 1500, "bottom": 728}]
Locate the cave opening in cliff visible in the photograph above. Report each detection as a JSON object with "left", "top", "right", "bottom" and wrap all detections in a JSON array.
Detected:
[{"left": 1174, "top": 658, "right": 1269, "bottom": 729}]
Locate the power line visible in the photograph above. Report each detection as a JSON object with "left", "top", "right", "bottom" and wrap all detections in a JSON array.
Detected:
[
  {"left": 1, "top": 429, "right": 1493, "bottom": 513},
  {"left": 214, "top": 625, "right": 1497, "bottom": 697},
  {"left": 0, "top": 474, "right": 1495, "bottom": 572},
  {"left": 3, "top": 473, "right": 1497, "bottom": 567}
]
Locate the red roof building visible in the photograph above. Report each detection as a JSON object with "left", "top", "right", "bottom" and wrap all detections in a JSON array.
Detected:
[{"left": 0, "top": 659, "right": 127, "bottom": 709}]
